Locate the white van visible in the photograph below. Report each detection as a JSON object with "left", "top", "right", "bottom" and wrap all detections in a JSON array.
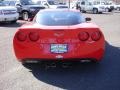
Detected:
[{"left": 77, "top": 0, "right": 109, "bottom": 14}]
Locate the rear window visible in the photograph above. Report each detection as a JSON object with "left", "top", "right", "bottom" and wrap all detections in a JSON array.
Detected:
[{"left": 36, "top": 11, "right": 85, "bottom": 26}]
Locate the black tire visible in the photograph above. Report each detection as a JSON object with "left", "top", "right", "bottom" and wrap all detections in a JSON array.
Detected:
[
  {"left": 22, "top": 62, "right": 33, "bottom": 69},
  {"left": 88, "top": 58, "right": 100, "bottom": 64},
  {"left": 22, "top": 11, "right": 29, "bottom": 21},
  {"left": 93, "top": 8, "right": 98, "bottom": 14}
]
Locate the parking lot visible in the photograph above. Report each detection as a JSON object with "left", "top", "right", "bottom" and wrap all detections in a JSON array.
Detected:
[{"left": 0, "top": 12, "right": 120, "bottom": 90}]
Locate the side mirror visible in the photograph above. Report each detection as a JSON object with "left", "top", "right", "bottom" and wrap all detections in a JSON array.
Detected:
[
  {"left": 85, "top": 17, "right": 91, "bottom": 21},
  {"left": 16, "top": 4, "right": 22, "bottom": 7}
]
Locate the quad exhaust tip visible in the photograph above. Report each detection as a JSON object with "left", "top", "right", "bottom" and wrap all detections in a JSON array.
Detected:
[{"left": 45, "top": 62, "right": 72, "bottom": 69}]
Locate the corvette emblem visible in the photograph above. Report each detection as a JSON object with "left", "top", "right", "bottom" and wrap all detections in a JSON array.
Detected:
[{"left": 54, "top": 32, "right": 64, "bottom": 37}]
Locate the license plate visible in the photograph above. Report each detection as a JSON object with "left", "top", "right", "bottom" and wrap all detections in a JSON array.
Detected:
[{"left": 51, "top": 44, "right": 68, "bottom": 53}]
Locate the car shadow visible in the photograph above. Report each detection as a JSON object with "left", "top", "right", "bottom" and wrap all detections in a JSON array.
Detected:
[
  {"left": 25, "top": 42, "right": 120, "bottom": 90},
  {"left": 0, "top": 20, "right": 27, "bottom": 28}
]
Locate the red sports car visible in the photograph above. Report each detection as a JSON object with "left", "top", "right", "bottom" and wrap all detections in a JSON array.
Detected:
[{"left": 13, "top": 9, "right": 105, "bottom": 64}]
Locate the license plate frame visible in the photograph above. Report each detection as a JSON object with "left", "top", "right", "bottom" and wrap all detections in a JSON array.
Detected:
[{"left": 50, "top": 44, "right": 68, "bottom": 54}]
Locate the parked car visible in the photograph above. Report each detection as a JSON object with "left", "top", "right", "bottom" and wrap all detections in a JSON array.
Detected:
[
  {"left": 103, "top": 1, "right": 115, "bottom": 12},
  {"left": 3, "top": 0, "right": 45, "bottom": 21},
  {"left": 13, "top": 9, "right": 105, "bottom": 64},
  {"left": 115, "top": 4, "right": 120, "bottom": 11},
  {"left": 0, "top": 1, "right": 19, "bottom": 23},
  {"left": 76, "top": 0, "right": 110, "bottom": 14}
]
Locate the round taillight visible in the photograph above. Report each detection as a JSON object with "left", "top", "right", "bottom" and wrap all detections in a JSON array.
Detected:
[
  {"left": 16, "top": 32, "right": 27, "bottom": 41},
  {"left": 78, "top": 32, "right": 89, "bottom": 41},
  {"left": 91, "top": 31, "right": 101, "bottom": 41},
  {"left": 29, "top": 32, "right": 39, "bottom": 41}
]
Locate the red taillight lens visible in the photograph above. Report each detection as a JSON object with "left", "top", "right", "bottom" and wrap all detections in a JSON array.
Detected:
[
  {"left": 29, "top": 32, "right": 39, "bottom": 41},
  {"left": 16, "top": 32, "right": 27, "bottom": 41},
  {"left": 91, "top": 31, "right": 101, "bottom": 41},
  {"left": 78, "top": 32, "right": 89, "bottom": 41}
]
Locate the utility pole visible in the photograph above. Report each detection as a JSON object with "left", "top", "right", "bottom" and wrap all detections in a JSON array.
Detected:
[{"left": 69, "top": 0, "right": 70, "bottom": 8}]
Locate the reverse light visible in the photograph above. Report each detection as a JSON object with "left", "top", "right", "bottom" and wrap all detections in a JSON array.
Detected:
[
  {"left": 16, "top": 32, "right": 27, "bottom": 41},
  {"left": 91, "top": 31, "right": 101, "bottom": 41},
  {"left": 29, "top": 32, "right": 39, "bottom": 41},
  {"left": 78, "top": 32, "right": 89, "bottom": 41}
]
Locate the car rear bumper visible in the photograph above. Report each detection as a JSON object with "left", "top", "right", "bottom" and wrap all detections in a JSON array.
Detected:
[
  {"left": 13, "top": 42, "right": 105, "bottom": 62},
  {"left": 0, "top": 13, "right": 19, "bottom": 22}
]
